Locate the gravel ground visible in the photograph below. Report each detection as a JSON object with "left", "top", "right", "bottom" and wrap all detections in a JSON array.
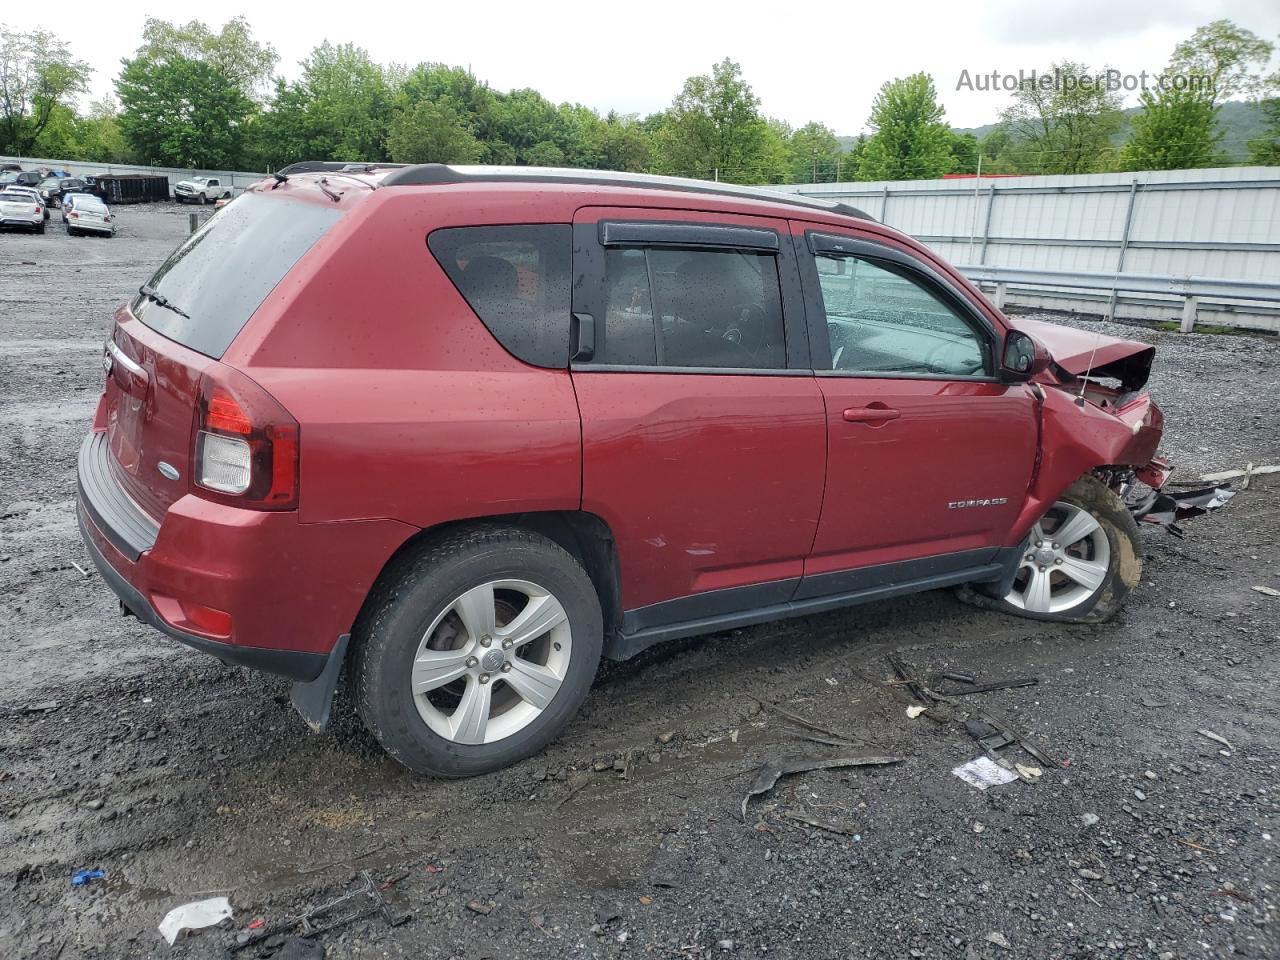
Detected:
[{"left": 0, "top": 205, "right": 1277, "bottom": 960}]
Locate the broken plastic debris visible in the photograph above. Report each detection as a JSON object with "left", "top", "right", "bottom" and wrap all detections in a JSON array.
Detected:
[
  {"left": 71, "top": 868, "right": 104, "bottom": 886},
  {"left": 158, "top": 896, "right": 232, "bottom": 945},
  {"left": 906, "top": 705, "right": 927, "bottom": 719},
  {"left": 741, "top": 755, "right": 902, "bottom": 818},
  {"left": 1138, "top": 485, "right": 1235, "bottom": 536},
  {"left": 952, "top": 756, "right": 1019, "bottom": 791},
  {"left": 1252, "top": 586, "right": 1280, "bottom": 598},
  {"left": 1015, "top": 763, "right": 1043, "bottom": 780},
  {"left": 1197, "top": 729, "right": 1233, "bottom": 751}
]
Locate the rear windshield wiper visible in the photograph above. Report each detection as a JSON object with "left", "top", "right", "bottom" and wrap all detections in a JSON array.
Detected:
[{"left": 138, "top": 284, "right": 192, "bottom": 320}]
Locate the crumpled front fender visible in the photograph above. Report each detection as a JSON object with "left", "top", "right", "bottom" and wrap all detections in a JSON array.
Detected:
[{"left": 1006, "top": 386, "right": 1164, "bottom": 546}]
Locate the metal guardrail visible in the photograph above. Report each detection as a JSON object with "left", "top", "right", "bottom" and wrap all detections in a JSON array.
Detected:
[{"left": 955, "top": 264, "right": 1280, "bottom": 332}]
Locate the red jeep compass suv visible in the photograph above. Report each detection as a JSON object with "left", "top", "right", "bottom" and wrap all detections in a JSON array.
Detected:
[{"left": 78, "top": 163, "right": 1167, "bottom": 776}]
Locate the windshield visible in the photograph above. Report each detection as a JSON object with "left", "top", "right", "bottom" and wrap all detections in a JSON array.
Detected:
[
  {"left": 0, "top": 192, "right": 30, "bottom": 202},
  {"left": 133, "top": 192, "right": 343, "bottom": 358}
]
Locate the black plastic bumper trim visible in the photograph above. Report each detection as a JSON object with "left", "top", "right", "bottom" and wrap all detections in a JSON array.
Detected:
[
  {"left": 77, "top": 503, "right": 328, "bottom": 682},
  {"left": 77, "top": 432, "right": 158, "bottom": 562}
]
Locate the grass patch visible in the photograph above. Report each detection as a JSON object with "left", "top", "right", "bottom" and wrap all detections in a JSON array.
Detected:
[{"left": 1153, "top": 321, "right": 1245, "bottom": 335}]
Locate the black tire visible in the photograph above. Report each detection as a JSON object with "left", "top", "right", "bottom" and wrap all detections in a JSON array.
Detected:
[
  {"left": 958, "top": 475, "right": 1142, "bottom": 624},
  {"left": 36, "top": 222, "right": 45, "bottom": 235},
  {"left": 199, "top": 193, "right": 208, "bottom": 205},
  {"left": 351, "top": 525, "right": 603, "bottom": 777},
  {"left": 66, "top": 227, "right": 77, "bottom": 236}
]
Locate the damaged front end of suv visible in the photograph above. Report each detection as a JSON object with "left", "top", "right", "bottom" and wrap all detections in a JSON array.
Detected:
[{"left": 1012, "top": 318, "right": 1231, "bottom": 540}]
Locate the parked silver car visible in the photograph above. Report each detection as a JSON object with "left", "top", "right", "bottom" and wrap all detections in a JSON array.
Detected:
[
  {"left": 63, "top": 194, "right": 115, "bottom": 237},
  {"left": 4, "top": 185, "right": 49, "bottom": 220},
  {"left": 0, "top": 189, "right": 46, "bottom": 233}
]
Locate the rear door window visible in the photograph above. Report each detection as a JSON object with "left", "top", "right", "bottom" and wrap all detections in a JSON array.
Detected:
[
  {"left": 599, "top": 245, "right": 786, "bottom": 369},
  {"left": 133, "top": 192, "right": 343, "bottom": 358},
  {"left": 428, "top": 225, "right": 571, "bottom": 368}
]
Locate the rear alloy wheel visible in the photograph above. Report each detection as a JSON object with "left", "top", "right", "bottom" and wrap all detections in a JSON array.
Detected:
[
  {"left": 411, "top": 579, "right": 574, "bottom": 744},
  {"left": 352, "top": 526, "right": 602, "bottom": 777},
  {"left": 961, "top": 475, "right": 1142, "bottom": 623}
]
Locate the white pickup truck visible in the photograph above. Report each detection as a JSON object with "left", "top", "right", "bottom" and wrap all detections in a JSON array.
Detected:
[{"left": 173, "top": 176, "right": 232, "bottom": 204}]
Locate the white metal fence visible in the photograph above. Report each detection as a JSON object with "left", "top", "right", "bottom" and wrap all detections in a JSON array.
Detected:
[
  {"left": 1, "top": 154, "right": 268, "bottom": 196},
  {"left": 762, "top": 167, "right": 1280, "bottom": 332}
]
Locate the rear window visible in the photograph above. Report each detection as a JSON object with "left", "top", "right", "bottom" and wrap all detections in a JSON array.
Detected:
[
  {"left": 134, "top": 192, "right": 342, "bottom": 358},
  {"left": 427, "top": 225, "right": 571, "bottom": 368}
]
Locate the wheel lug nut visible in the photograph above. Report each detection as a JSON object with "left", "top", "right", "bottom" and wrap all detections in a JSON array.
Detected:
[
  {"left": 479, "top": 674, "right": 490, "bottom": 684},
  {"left": 1052, "top": 542, "right": 1060, "bottom": 549},
  {"left": 500, "top": 662, "right": 511, "bottom": 673},
  {"left": 465, "top": 656, "right": 478, "bottom": 668},
  {"left": 502, "top": 638, "right": 512, "bottom": 649},
  {"left": 479, "top": 636, "right": 491, "bottom": 647},
  {"left": 1055, "top": 558, "right": 1063, "bottom": 565},
  {"left": 1035, "top": 541, "right": 1043, "bottom": 548},
  {"left": 1038, "top": 565, "right": 1046, "bottom": 572}
]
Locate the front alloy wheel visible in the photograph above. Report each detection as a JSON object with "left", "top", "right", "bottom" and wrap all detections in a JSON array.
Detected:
[
  {"left": 1004, "top": 501, "right": 1111, "bottom": 614},
  {"left": 959, "top": 475, "right": 1142, "bottom": 623}
]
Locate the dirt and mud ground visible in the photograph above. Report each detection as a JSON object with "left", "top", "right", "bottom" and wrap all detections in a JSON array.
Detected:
[{"left": 1, "top": 204, "right": 1277, "bottom": 960}]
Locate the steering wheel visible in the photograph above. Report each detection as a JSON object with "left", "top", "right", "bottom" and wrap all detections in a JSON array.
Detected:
[{"left": 721, "top": 302, "right": 768, "bottom": 354}]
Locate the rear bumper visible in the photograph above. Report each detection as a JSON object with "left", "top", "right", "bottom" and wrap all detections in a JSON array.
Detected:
[
  {"left": 78, "top": 504, "right": 328, "bottom": 681},
  {"left": 75, "top": 430, "right": 415, "bottom": 680}
]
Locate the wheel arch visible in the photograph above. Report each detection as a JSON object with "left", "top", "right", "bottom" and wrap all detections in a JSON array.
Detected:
[{"left": 352, "top": 509, "right": 623, "bottom": 644}]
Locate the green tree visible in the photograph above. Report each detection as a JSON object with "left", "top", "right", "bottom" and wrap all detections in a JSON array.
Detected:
[
  {"left": 116, "top": 17, "right": 275, "bottom": 167},
  {"left": 857, "top": 73, "right": 954, "bottom": 181},
  {"left": 583, "top": 111, "right": 652, "bottom": 172},
  {"left": 385, "top": 96, "right": 483, "bottom": 164},
  {"left": 998, "top": 61, "right": 1123, "bottom": 173},
  {"left": 1169, "top": 19, "right": 1274, "bottom": 107},
  {"left": 117, "top": 57, "right": 255, "bottom": 167},
  {"left": 1120, "top": 85, "right": 1221, "bottom": 170},
  {"left": 948, "top": 131, "right": 979, "bottom": 174},
  {"left": 133, "top": 17, "right": 276, "bottom": 101},
  {"left": 652, "top": 58, "right": 780, "bottom": 183},
  {"left": 786, "top": 121, "right": 841, "bottom": 182},
  {"left": 259, "top": 42, "right": 393, "bottom": 165},
  {"left": 1248, "top": 96, "right": 1280, "bottom": 163},
  {"left": 0, "top": 28, "right": 91, "bottom": 154}
]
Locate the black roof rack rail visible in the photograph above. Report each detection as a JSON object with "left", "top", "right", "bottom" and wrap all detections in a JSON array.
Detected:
[
  {"left": 378, "top": 164, "right": 875, "bottom": 222},
  {"left": 275, "top": 161, "right": 408, "bottom": 176}
]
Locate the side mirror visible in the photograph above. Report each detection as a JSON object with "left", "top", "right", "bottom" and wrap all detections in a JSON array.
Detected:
[{"left": 1001, "top": 330, "right": 1050, "bottom": 381}]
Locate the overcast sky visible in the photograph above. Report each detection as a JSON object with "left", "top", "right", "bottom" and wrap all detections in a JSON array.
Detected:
[{"left": 13, "top": 0, "right": 1280, "bottom": 133}]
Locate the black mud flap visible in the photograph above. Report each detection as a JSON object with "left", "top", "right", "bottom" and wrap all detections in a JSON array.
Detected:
[{"left": 290, "top": 634, "right": 349, "bottom": 733}]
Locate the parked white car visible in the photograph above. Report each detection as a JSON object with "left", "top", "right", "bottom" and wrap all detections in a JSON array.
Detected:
[
  {"left": 0, "top": 189, "right": 46, "bottom": 233},
  {"left": 63, "top": 194, "right": 115, "bottom": 237},
  {"left": 4, "top": 185, "right": 48, "bottom": 220},
  {"left": 174, "top": 176, "right": 232, "bottom": 204}
]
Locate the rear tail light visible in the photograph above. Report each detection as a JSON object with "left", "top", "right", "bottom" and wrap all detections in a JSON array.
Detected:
[
  {"left": 68, "top": 212, "right": 78, "bottom": 218},
  {"left": 193, "top": 365, "right": 298, "bottom": 509}
]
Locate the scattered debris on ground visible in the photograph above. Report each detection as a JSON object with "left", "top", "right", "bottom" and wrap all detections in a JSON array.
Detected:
[
  {"left": 741, "top": 755, "right": 903, "bottom": 818},
  {"left": 158, "top": 896, "right": 232, "bottom": 946}
]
